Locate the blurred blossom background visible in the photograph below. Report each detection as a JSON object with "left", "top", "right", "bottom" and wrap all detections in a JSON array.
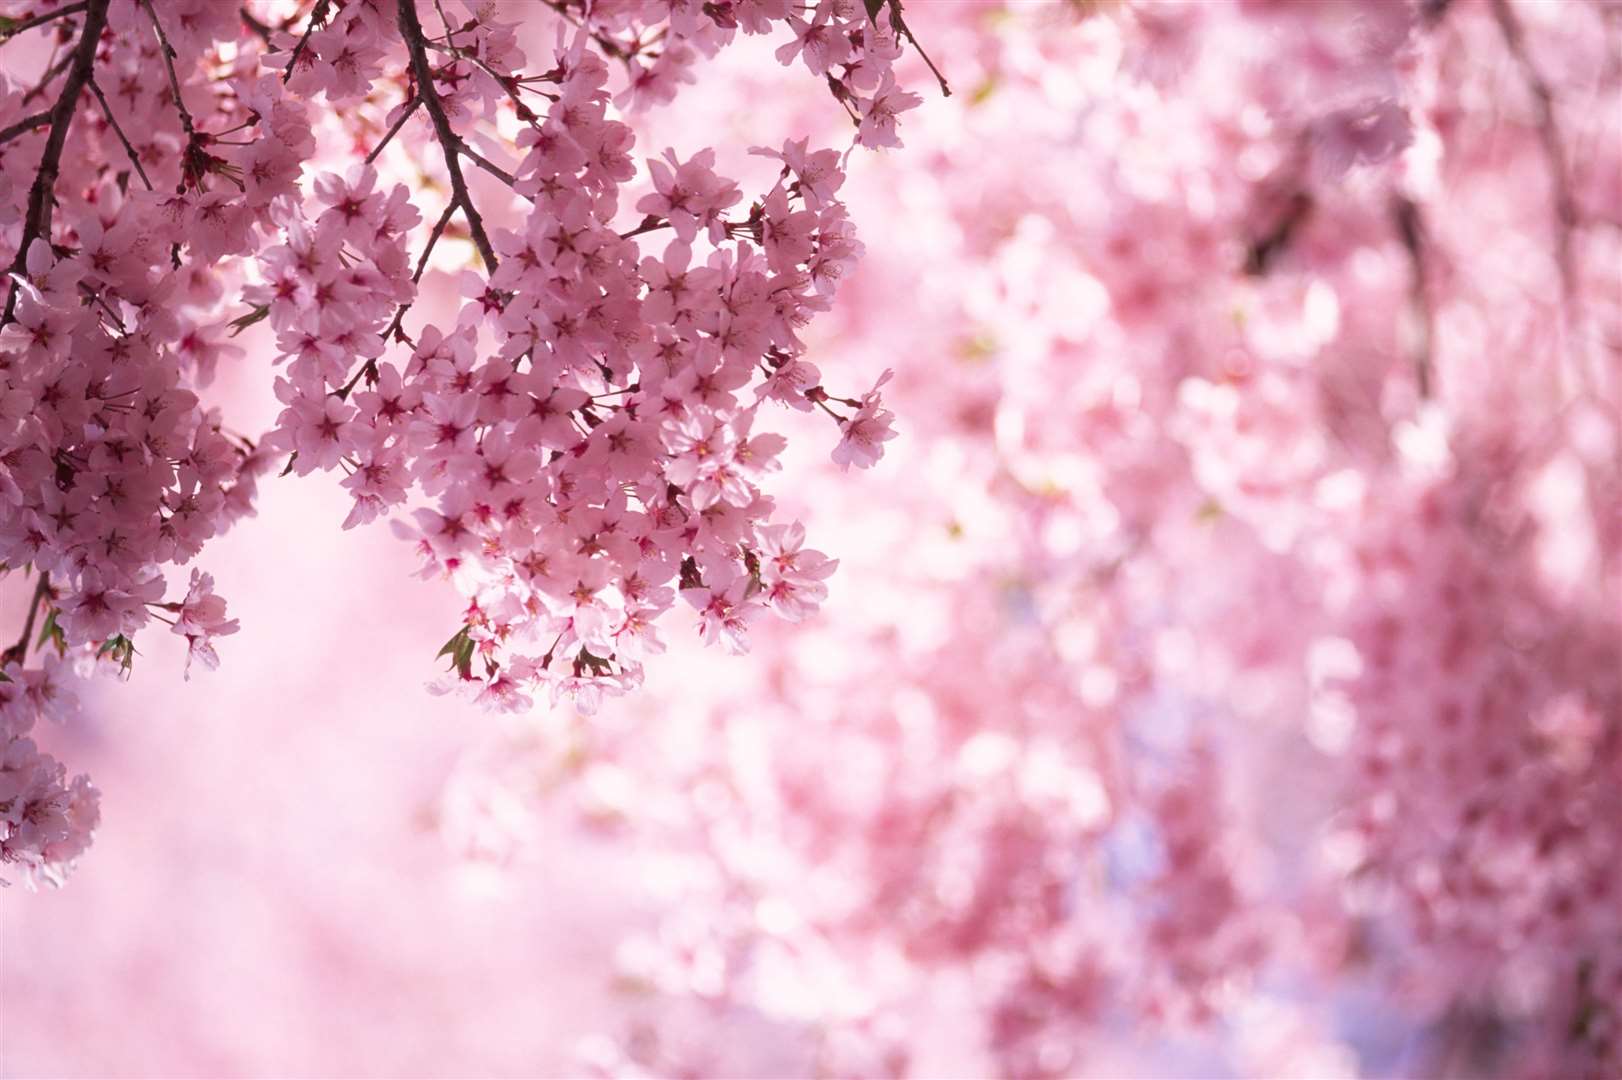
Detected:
[{"left": 4, "top": 0, "right": 1621, "bottom": 1077}]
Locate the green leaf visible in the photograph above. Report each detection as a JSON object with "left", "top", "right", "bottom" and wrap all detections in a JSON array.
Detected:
[
  {"left": 437, "top": 625, "right": 475, "bottom": 680},
  {"left": 96, "top": 634, "right": 137, "bottom": 677},
  {"left": 36, "top": 609, "right": 65, "bottom": 656},
  {"left": 228, "top": 304, "right": 271, "bottom": 337}
]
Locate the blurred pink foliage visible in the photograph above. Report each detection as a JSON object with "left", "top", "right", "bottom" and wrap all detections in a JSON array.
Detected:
[{"left": 3, "top": 0, "right": 1621, "bottom": 1077}]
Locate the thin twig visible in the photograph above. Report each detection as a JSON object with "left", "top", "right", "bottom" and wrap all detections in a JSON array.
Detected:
[
  {"left": 364, "top": 95, "right": 420, "bottom": 165},
  {"left": 1393, "top": 195, "right": 1435, "bottom": 399},
  {"left": 458, "top": 142, "right": 516, "bottom": 188},
  {"left": 540, "top": 0, "right": 637, "bottom": 70},
  {"left": 1, "top": 573, "right": 52, "bottom": 667},
  {"left": 0, "top": 109, "right": 51, "bottom": 147},
  {"left": 2, "top": 0, "right": 110, "bottom": 329},
  {"left": 412, "top": 199, "right": 458, "bottom": 282},
  {"left": 618, "top": 214, "right": 670, "bottom": 240},
  {"left": 333, "top": 198, "right": 456, "bottom": 400},
  {"left": 21, "top": 49, "right": 73, "bottom": 106},
  {"left": 0, "top": 1, "right": 88, "bottom": 42},
  {"left": 239, "top": 6, "right": 274, "bottom": 43},
  {"left": 139, "top": 0, "right": 196, "bottom": 138},
  {"left": 397, "top": 0, "right": 498, "bottom": 273},
  {"left": 424, "top": 38, "right": 553, "bottom": 122},
  {"left": 1488, "top": 0, "right": 1578, "bottom": 303},
  {"left": 282, "top": 0, "right": 331, "bottom": 83},
  {"left": 88, "top": 78, "right": 153, "bottom": 190}
]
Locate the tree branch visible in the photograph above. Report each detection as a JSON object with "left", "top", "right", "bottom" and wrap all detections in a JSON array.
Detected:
[
  {"left": 1488, "top": 0, "right": 1578, "bottom": 304},
  {"left": 1, "top": 573, "right": 53, "bottom": 668},
  {"left": 397, "top": 0, "right": 498, "bottom": 274},
  {"left": 88, "top": 77, "right": 153, "bottom": 190},
  {"left": 364, "top": 95, "right": 420, "bottom": 165},
  {"left": 0, "top": 109, "right": 51, "bottom": 147},
  {"left": 1393, "top": 195, "right": 1435, "bottom": 399},
  {"left": 138, "top": 0, "right": 195, "bottom": 139},
  {"left": 0, "top": 1, "right": 88, "bottom": 43},
  {"left": 282, "top": 0, "right": 331, "bottom": 83},
  {"left": 2, "top": 0, "right": 110, "bottom": 329}
]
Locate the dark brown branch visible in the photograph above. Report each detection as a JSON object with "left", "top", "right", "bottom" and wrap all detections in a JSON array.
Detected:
[
  {"left": 2, "top": 0, "right": 110, "bottom": 329},
  {"left": 1, "top": 573, "right": 52, "bottom": 668},
  {"left": 0, "top": 109, "right": 51, "bottom": 147},
  {"left": 458, "top": 142, "right": 516, "bottom": 188},
  {"left": 239, "top": 6, "right": 274, "bottom": 43},
  {"left": 364, "top": 95, "right": 420, "bottom": 165},
  {"left": 139, "top": 0, "right": 195, "bottom": 139},
  {"left": 540, "top": 0, "right": 636, "bottom": 70},
  {"left": 1488, "top": 0, "right": 1579, "bottom": 304},
  {"left": 333, "top": 199, "right": 456, "bottom": 400},
  {"left": 0, "top": 1, "right": 88, "bottom": 42},
  {"left": 20, "top": 46, "right": 73, "bottom": 106},
  {"left": 871, "top": 0, "right": 951, "bottom": 98},
  {"left": 423, "top": 38, "right": 553, "bottom": 122},
  {"left": 88, "top": 77, "right": 153, "bottom": 190},
  {"left": 282, "top": 0, "right": 331, "bottom": 83},
  {"left": 618, "top": 214, "right": 670, "bottom": 240},
  {"left": 1244, "top": 191, "right": 1313, "bottom": 276},
  {"left": 411, "top": 200, "right": 458, "bottom": 284},
  {"left": 1393, "top": 196, "right": 1435, "bottom": 399},
  {"left": 397, "top": 0, "right": 498, "bottom": 273}
]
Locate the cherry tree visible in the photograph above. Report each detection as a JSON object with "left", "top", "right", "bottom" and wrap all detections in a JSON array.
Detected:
[{"left": 3, "top": 1, "right": 1620, "bottom": 1077}]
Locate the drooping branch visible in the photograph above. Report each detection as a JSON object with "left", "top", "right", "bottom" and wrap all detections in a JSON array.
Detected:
[
  {"left": 1393, "top": 195, "right": 1436, "bottom": 399},
  {"left": 1488, "top": 0, "right": 1579, "bottom": 306},
  {"left": 0, "top": 573, "right": 53, "bottom": 668},
  {"left": 88, "top": 78, "right": 153, "bottom": 191},
  {"left": 2, "top": 0, "right": 110, "bottom": 328},
  {"left": 282, "top": 0, "right": 332, "bottom": 83},
  {"left": 138, "top": 0, "right": 196, "bottom": 139},
  {"left": 239, "top": 5, "right": 274, "bottom": 44},
  {"left": 397, "top": 0, "right": 499, "bottom": 273}
]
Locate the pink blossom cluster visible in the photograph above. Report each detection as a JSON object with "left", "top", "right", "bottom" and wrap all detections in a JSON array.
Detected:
[
  {"left": 0, "top": 652, "right": 95, "bottom": 886},
  {"left": 0, "top": 0, "right": 925, "bottom": 886},
  {"left": 254, "top": 4, "right": 900, "bottom": 714},
  {"left": 418, "top": 1, "right": 1620, "bottom": 1075}
]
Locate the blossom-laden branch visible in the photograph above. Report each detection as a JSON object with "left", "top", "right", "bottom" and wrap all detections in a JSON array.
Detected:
[
  {"left": 2, "top": 0, "right": 925, "bottom": 888},
  {"left": 396, "top": 0, "right": 498, "bottom": 273},
  {"left": 2, "top": 0, "right": 108, "bottom": 328}
]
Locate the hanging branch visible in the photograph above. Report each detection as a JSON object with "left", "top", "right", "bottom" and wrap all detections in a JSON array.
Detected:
[
  {"left": 282, "top": 0, "right": 332, "bottom": 83},
  {"left": 397, "top": 0, "right": 499, "bottom": 273},
  {"left": 865, "top": 0, "right": 951, "bottom": 98},
  {"left": 1488, "top": 0, "right": 1579, "bottom": 305},
  {"left": 138, "top": 0, "right": 196, "bottom": 139},
  {"left": 88, "top": 78, "right": 153, "bottom": 190},
  {"left": 2, "top": 0, "right": 111, "bottom": 329},
  {"left": 239, "top": 6, "right": 274, "bottom": 43},
  {"left": 1393, "top": 196, "right": 1436, "bottom": 399},
  {"left": 0, "top": 573, "right": 53, "bottom": 667}
]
